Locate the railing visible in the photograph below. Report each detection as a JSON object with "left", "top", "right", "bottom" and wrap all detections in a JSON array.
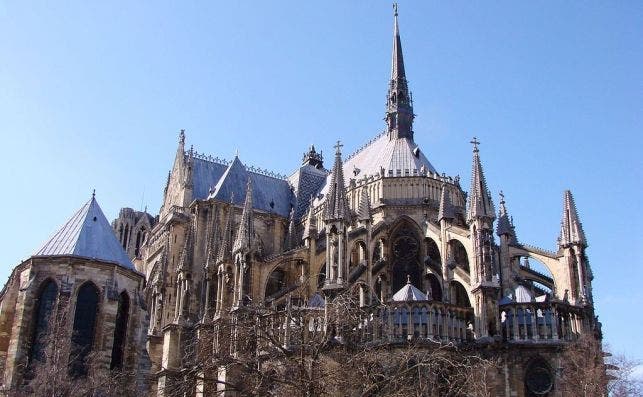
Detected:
[
  {"left": 254, "top": 301, "right": 474, "bottom": 350},
  {"left": 499, "top": 302, "right": 586, "bottom": 343}
]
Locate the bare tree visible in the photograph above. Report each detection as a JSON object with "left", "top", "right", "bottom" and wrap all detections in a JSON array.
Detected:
[
  {"left": 157, "top": 283, "right": 496, "bottom": 397},
  {"left": 6, "top": 310, "right": 138, "bottom": 397},
  {"left": 606, "top": 350, "right": 643, "bottom": 397}
]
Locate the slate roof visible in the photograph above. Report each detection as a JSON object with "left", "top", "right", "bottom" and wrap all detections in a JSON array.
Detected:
[
  {"left": 288, "top": 165, "right": 327, "bottom": 220},
  {"left": 34, "top": 196, "right": 134, "bottom": 269},
  {"left": 315, "top": 133, "right": 437, "bottom": 204},
  {"left": 391, "top": 281, "right": 428, "bottom": 302},
  {"left": 193, "top": 155, "right": 293, "bottom": 218},
  {"left": 190, "top": 156, "right": 228, "bottom": 200}
]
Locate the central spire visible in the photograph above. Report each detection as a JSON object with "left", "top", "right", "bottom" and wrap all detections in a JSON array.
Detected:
[{"left": 386, "top": 4, "right": 414, "bottom": 141}]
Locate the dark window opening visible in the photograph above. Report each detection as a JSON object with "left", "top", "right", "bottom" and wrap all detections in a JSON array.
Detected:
[
  {"left": 110, "top": 292, "right": 130, "bottom": 370},
  {"left": 69, "top": 283, "right": 100, "bottom": 377},
  {"left": 29, "top": 280, "right": 58, "bottom": 363}
]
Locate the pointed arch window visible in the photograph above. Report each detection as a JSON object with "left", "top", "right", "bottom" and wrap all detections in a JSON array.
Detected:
[
  {"left": 69, "top": 282, "right": 100, "bottom": 377},
  {"left": 110, "top": 292, "right": 130, "bottom": 369},
  {"left": 29, "top": 279, "right": 58, "bottom": 363}
]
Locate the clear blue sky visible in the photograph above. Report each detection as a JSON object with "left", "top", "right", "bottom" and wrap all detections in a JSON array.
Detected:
[{"left": 1, "top": 1, "right": 641, "bottom": 360}]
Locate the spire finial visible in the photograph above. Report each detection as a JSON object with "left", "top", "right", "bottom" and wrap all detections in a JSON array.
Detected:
[
  {"left": 334, "top": 140, "right": 343, "bottom": 155},
  {"left": 406, "top": 274, "right": 411, "bottom": 284},
  {"left": 470, "top": 137, "right": 480, "bottom": 153},
  {"left": 386, "top": 4, "right": 414, "bottom": 141},
  {"left": 92, "top": 189, "right": 96, "bottom": 200},
  {"left": 179, "top": 129, "right": 185, "bottom": 144},
  {"left": 499, "top": 190, "right": 505, "bottom": 204}
]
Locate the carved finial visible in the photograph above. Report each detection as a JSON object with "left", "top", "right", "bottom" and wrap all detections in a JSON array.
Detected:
[
  {"left": 499, "top": 190, "right": 505, "bottom": 204},
  {"left": 393, "top": 3, "right": 398, "bottom": 17},
  {"left": 334, "top": 140, "right": 343, "bottom": 155},
  {"left": 406, "top": 274, "right": 411, "bottom": 284},
  {"left": 92, "top": 189, "right": 96, "bottom": 199},
  {"left": 179, "top": 129, "right": 185, "bottom": 144},
  {"left": 470, "top": 137, "right": 480, "bottom": 152}
]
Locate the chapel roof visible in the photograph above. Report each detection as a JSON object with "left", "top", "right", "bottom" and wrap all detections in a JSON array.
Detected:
[
  {"left": 34, "top": 194, "right": 134, "bottom": 269},
  {"left": 391, "top": 280, "right": 428, "bottom": 302}
]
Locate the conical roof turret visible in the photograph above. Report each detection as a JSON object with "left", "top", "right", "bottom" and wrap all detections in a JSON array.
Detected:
[
  {"left": 559, "top": 190, "right": 587, "bottom": 247},
  {"left": 466, "top": 138, "right": 495, "bottom": 222},
  {"left": 34, "top": 193, "right": 133, "bottom": 269},
  {"left": 233, "top": 179, "right": 255, "bottom": 255},
  {"left": 323, "top": 142, "right": 351, "bottom": 222}
]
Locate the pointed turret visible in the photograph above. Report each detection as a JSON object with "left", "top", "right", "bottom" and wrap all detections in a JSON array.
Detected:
[
  {"left": 357, "top": 188, "right": 372, "bottom": 224},
  {"left": 302, "top": 196, "right": 317, "bottom": 241},
  {"left": 177, "top": 222, "right": 194, "bottom": 273},
  {"left": 559, "top": 190, "right": 587, "bottom": 247},
  {"left": 217, "top": 196, "right": 234, "bottom": 264},
  {"left": 386, "top": 4, "right": 415, "bottom": 141},
  {"left": 285, "top": 207, "right": 297, "bottom": 251},
  {"left": 323, "top": 142, "right": 350, "bottom": 222},
  {"left": 438, "top": 183, "right": 455, "bottom": 222},
  {"left": 302, "top": 144, "right": 324, "bottom": 169},
  {"left": 466, "top": 138, "right": 495, "bottom": 222},
  {"left": 496, "top": 191, "right": 516, "bottom": 241},
  {"left": 204, "top": 211, "right": 220, "bottom": 271},
  {"left": 233, "top": 179, "right": 255, "bottom": 255}
]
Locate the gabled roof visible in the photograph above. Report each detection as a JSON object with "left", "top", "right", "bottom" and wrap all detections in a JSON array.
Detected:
[
  {"left": 207, "top": 156, "right": 293, "bottom": 217},
  {"left": 34, "top": 196, "right": 134, "bottom": 269}
]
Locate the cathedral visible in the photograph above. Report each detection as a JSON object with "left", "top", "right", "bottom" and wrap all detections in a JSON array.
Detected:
[{"left": 0, "top": 5, "right": 601, "bottom": 397}]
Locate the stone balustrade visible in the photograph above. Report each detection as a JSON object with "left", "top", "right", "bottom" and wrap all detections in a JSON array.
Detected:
[
  {"left": 499, "top": 301, "right": 587, "bottom": 343},
  {"left": 255, "top": 301, "right": 474, "bottom": 350}
]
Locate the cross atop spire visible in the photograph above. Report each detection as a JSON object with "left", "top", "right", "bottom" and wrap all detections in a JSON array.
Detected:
[
  {"left": 386, "top": 4, "right": 414, "bottom": 141},
  {"left": 470, "top": 137, "right": 480, "bottom": 153},
  {"left": 334, "top": 140, "right": 343, "bottom": 155},
  {"left": 324, "top": 142, "right": 350, "bottom": 222}
]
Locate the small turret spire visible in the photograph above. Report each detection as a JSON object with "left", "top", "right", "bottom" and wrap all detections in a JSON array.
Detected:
[
  {"left": 357, "top": 188, "right": 372, "bottom": 223},
  {"left": 438, "top": 183, "right": 455, "bottom": 222},
  {"left": 217, "top": 195, "right": 234, "bottom": 264},
  {"left": 323, "top": 141, "right": 351, "bottom": 222},
  {"left": 386, "top": 4, "right": 414, "bottom": 141},
  {"left": 302, "top": 196, "right": 317, "bottom": 241},
  {"left": 497, "top": 191, "right": 516, "bottom": 242},
  {"left": 559, "top": 190, "right": 587, "bottom": 247},
  {"left": 466, "top": 137, "right": 495, "bottom": 222},
  {"left": 233, "top": 179, "right": 255, "bottom": 255}
]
